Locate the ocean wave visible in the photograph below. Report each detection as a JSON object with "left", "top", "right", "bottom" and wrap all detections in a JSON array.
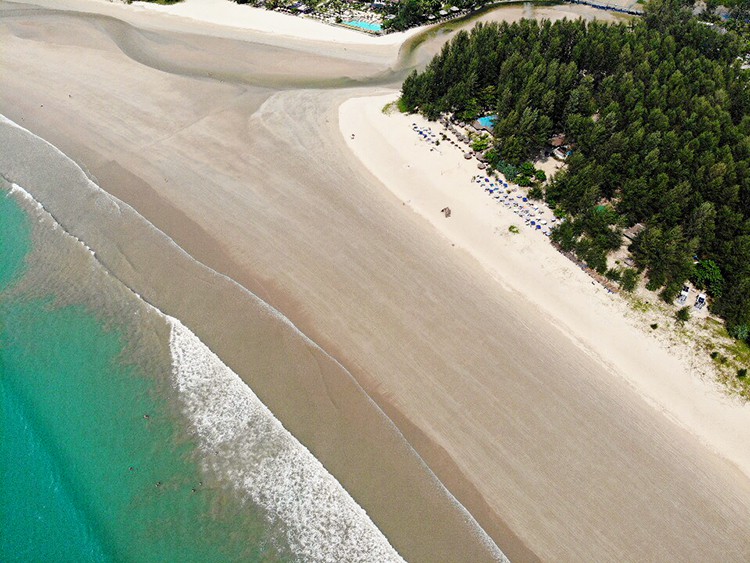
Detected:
[
  {"left": 0, "top": 113, "right": 506, "bottom": 562},
  {"left": 3, "top": 180, "right": 403, "bottom": 562},
  {"left": 169, "top": 318, "right": 403, "bottom": 562}
]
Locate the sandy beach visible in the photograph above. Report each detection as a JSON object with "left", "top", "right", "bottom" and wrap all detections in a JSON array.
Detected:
[
  {"left": 2, "top": 0, "right": 750, "bottom": 560},
  {"left": 340, "top": 92, "right": 750, "bottom": 482}
]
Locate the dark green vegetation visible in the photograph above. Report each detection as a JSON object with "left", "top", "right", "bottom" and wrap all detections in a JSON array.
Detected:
[
  {"left": 400, "top": 0, "right": 750, "bottom": 344},
  {"left": 676, "top": 306, "right": 691, "bottom": 323},
  {"left": 699, "top": 1, "right": 750, "bottom": 47},
  {"left": 384, "top": 0, "right": 470, "bottom": 31}
]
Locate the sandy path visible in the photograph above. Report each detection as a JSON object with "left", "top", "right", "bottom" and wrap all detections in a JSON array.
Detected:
[{"left": 2, "top": 1, "right": 750, "bottom": 561}]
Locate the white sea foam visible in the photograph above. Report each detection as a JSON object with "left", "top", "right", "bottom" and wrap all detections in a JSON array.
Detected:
[
  {"left": 168, "top": 317, "right": 404, "bottom": 562},
  {"left": 5, "top": 179, "right": 403, "bottom": 561},
  {"left": 1, "top": 113, "right": 507, "bottom": 562},
  {"left": 9, "top": 183, "right": 95, "bottom": 257}
]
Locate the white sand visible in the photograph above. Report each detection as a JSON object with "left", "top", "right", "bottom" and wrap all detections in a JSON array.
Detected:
[
  {"left": 340, "top": 92, "right": 750, "bottom": 480},
  {"left": 65, "top": 0, "right": 419, "bottom": 44},
  {"left": 133, "top": 0, "right": 420, "bottom": 43},
  {"left": 6, "top": 2, "right": 750, "bottom": 558}
]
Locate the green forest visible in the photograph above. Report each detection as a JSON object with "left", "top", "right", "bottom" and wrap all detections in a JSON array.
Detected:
[{"left": 400, "top": 0, "right": 750, "bottom": 343}]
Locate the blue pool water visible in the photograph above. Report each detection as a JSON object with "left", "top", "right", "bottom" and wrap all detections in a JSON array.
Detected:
[
  {"left": 477, "top": 115, "right": 497, "bottom": 128},
  {"left": 346, "top": 20, "right": 382, "bottom": 32}
]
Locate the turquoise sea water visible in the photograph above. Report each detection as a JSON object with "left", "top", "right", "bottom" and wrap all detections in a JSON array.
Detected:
[{"left": 0, "top": 191, "right": 284, "bottom": 562}]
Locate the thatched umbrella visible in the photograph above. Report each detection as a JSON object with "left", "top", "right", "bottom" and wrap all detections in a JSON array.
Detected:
[
  {"left": 477, "top": 162, "right": 487, "bottom": 170},
  {"left": 464, "top": 152, "right": 473, "bottom": 159}
]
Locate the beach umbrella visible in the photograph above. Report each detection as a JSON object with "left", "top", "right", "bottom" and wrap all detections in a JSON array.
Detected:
[
  {"left": 522, "top": 197, "right": 528, "bottom": 202},
  {"left": 536, "top": 225, "right": 541, "bottom": 230}
]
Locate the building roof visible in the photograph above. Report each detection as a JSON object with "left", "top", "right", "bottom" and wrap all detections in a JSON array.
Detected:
[
  {"left": 549, "top": 133, "right": 566, "bottom": 147},
  {"left": 623, "top": 223, "right": 646, "bottom": 241}
]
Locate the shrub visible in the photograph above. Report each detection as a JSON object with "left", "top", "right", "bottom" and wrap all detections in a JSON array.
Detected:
[
  {"left": 676, "top": 306, "right": 691, "bottom": 323},
  {"left": 729, "top": 323, "right": 750, "bottom": 341},
  {"left": 661, "top": 281, "right": 682, "bottom": 304},
  {"left": 517, "top": 175, "right": 532, "bottom": 187},
  {"left": 650, "top": 323, "right": 658, "bottom": 330},
  {"left": 693, "top": 259, "right": 724, "bottom": 297},
  {"left": 527, "top": 186, "right": 544, "bottom": 200},
  {"left": 509, "top": 225, "right": 520, "bottom": 234},
  {"left": 710, "top": 351, "right": 719, "bottom": 359},
  {"left": 471, "top": 135, "right": 491, "bottom": 152},
  {"left": 605, "top": 268, "right": 622, "bottom": 282},
  {"left": 620, "top": 269, "right": 639, "bottom": 292},
  {"left": 738, "top": 368, "right": 747, "bottom": 378},
  {"left": 646, "top": 277, "right": 662, "bottom": 292}
]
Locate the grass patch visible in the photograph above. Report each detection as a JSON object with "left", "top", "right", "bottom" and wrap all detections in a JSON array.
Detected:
[
  {"left": 383, "top": 98, "right": 411, "bottom": 115},
  {"left": 629, "top": 296, "right": 651, "bottom": 313}
]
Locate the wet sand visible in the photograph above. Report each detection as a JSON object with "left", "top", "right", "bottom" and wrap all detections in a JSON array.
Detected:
[{"left": 2, "top": 1, "right": 750, "bottom": 561}]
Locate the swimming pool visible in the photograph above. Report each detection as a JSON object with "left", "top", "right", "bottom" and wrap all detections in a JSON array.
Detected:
[
  {"left": 477, "top": 115, "right": 497, "bottom": 128},
  {"left": 345, "top": 20, "right": 382, "bottom": 32}
]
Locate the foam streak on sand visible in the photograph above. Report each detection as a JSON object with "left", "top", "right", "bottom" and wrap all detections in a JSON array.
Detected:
[{"left": 168, "top": 318, "right": 403, "bottom": 563}]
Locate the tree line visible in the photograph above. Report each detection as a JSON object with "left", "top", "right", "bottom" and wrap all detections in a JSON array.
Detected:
[{"left": 400, "top": 0, "right": 750, "bottom": 343}]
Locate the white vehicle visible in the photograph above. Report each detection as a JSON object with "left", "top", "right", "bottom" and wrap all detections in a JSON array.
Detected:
[{"left": 678, "top": 285, "right": 690, "bottom": 304}]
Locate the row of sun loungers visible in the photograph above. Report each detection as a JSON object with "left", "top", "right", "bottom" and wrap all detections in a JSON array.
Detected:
[
  {"left": 411, "top": 123, "right": 559, "bottom": 237},
  {"left": 473, "top": 176, "right": 558, "bottom": 236}
]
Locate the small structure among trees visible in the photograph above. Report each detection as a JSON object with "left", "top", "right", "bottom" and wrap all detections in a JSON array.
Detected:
[{"left": 399, "top": 0, "right": 750, "bottom": 344}]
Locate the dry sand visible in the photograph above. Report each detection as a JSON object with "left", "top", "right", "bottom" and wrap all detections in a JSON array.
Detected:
[
  {"left": 2, "top": 0, "right": 750, "bottom": 561},
  {"left": 340, "top": 92, "right": 750, "bottom": 483}
]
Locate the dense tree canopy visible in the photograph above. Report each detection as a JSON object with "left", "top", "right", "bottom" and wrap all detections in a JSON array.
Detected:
[
  {"left": 384, "top": 0, "right": 473, "bottom": 31},
  {"left": 401, "top": 0, "right": 750, "bottom": 341}
]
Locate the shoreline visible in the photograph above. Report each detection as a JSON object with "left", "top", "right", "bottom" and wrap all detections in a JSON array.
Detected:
[
  {"left": 4, "top": 1, "right": 750, "bottom": 559},
  {"left": 16, "top": 0, "right": 422, "bottom": 45},
  {"left": 339, "top": 91, "right": 750, "bottom": 481},
  {"left": 2, "top": 176, "right": 407, "bottom": 561},
  {"left": 0, "top": 114, "right": 507, "bottom": 561}
]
